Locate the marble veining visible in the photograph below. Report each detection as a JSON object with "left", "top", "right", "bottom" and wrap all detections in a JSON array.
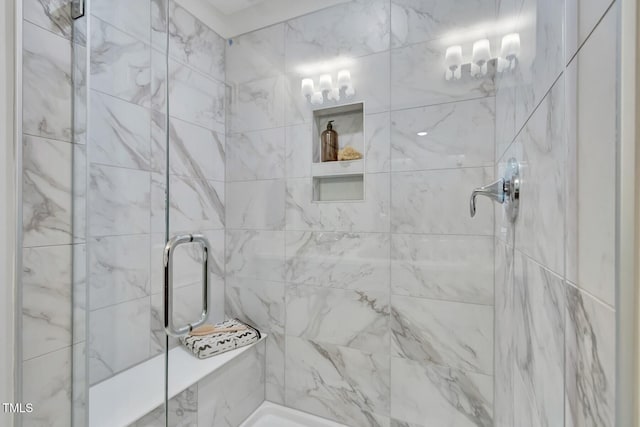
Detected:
[
  {"left": 284, "top": 0, "right": 390, "bottom": 72},
  {"left": 390, "top": 357, "right": 493, "bottom": 427},
  {"left": 151, "top": 0, "right": 225, "bottom": 81},
  {"left": 286, "top": 231, "right": 390, "bottom": 292},
  {"left": 512, "top": 251, "right": 565, "bottom": 427},
  {"left": 22, "top": 245, "right": 72, "bottom": 360},
  {"left": 23, "top": 21, "right": 73, "bottom": 142},
  {"left": 391, "top": 234, "right": 494, "bottom": 304},
  {"left": 285, "top": 337, "right": 390, "bottom": 427},
  {"left": 90, "top": 16, "right": 151, "bottom": 107},
  {"left": 90, "top": 90, "right": 151, "bottom": 170},
  {"left": 225, "top": 230, "right": 286, "bottom": 282},
  {"left": 225, "top": 277, "right": 286, "bottom": 334},
  {"left": 227, "top": 128, "right": 286, "bottom": 181},
  {"left": 391, "top": 296, "right": 493, "bottom": 375},
  {"left": 24, "top": 0, "right": 72, "bottom": 39},
  {"left": 390, "top": 0, "right": 498, "bottom": 48},
  {"left": 286, "top": 285, "right": 389, "bottom": 354},
  {"left": 226, "top": 179, "right": 286, "bottom": 230},
  {"left": 92, "top": 0, "right": 151, "bottom": 43},
  {"left": 565, "top": 284, "right": 615, "bottom": 427},
  {"left": 22, "top": 135, "right": 73, "bottom": 247}
]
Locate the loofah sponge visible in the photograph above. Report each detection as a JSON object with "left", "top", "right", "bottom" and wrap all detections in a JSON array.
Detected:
[{"left": 337, "top": 146, "right": 363, "bottom": 161}]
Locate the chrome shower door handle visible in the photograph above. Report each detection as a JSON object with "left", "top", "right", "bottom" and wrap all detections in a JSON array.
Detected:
[
  {"left": 470, "top": 158, "right": 520, "bottom": 221},
  {"left": 164, "top": 233, "right": 211, "bottom": 337}
]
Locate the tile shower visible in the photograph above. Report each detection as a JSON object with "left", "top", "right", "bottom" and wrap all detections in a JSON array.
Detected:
[{"left": 16, "top": 0, "right": 619, "bottom": 427}]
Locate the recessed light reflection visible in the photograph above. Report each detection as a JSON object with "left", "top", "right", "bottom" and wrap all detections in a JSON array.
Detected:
[{"left": 417, "top": 131, "right": 428, "bottom": 136}]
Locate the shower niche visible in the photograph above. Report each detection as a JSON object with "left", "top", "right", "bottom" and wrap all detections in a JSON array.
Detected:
[{"left": 311, "top": 102, "right": 365, "bottom": 202}]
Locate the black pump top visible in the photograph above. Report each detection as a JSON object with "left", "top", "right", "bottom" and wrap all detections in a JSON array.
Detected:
[{"left": 327, "top": 120, "right": 334, "bottom": 130}]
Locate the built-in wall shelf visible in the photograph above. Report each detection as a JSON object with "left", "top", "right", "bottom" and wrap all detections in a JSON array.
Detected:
[
  {"left": 311, "top": 159, "right": 364, "bottom": 178},
  {"left": 312, "top": 102, "right": 365, "bottom": 202}
]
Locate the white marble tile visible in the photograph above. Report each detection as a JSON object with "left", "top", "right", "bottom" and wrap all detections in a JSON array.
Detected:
[
  {"left": 566, "top": 0, "right": 615, "bottom": 62},
  {"left": 266, "top": 332, "right": 285, "bottom": 404},
  {"left": 225, "top": 229, "right": 286, "bottom": 282},
  {"left": 565, "top": 5, "right": 617, "bottom": 306},
  {"left": 226, "top": 179, "right": 286, "bottom": 230},
  {"left": 88, "top": 234, "right": 150, "bottom": 310},
  {"left": 227, "top": 128, "right": 286, "bottom": 181},
  {"left": 391, "top": 98, "right": 495, "bottom": 171},
  {"left": 285, "top": 337, "right": 390, "bottom": 427},
  {"left": 286, "top": 284, "right": 389, "bottom": 354},
  {"left": 229, "top": 76, "right": 285, "bottom": 133},
  {"left": 89, "top": 164, "right": 150, "bottom": 237},
  {"left": 391, "top": 167, "right": 494, "bottom": 235},
  {"left": 225, "top": 277, "right": 285, "bottom": 334},
  {"left": 197, "top": 340, "right": 265, "bottom": 426},
  {"left": 285, "top": 123, "right": 313, "bottom": 178},
  {"left": 285, "top": 231, "right": 390, "bottom": 292},
  {"left": 92, "top": 0, "right": 150, "bottom": 43},
  {"left": 24, "top": 0, "right": 73, "bottom": 39},
  {"left": 90, "top": 90, "right": 151, "bottom": 170},
  {"left": 366, "top": 112, "right": 391, "bottom": 174},
  {"left": 494, "top": 239, "right": 515, "bottom": 427},
  {"left": 508, "top": 76, "right": 565, "bottom": 276},
  {"left": 226, "top": 23, "right": 285, "bottom": 85},
  {"left": 72, "top": 144, "right": 87, "bottom": 244},
  {"left": 72, "top": 244, "right": 87, "bottom": 345},
  {"left": 131, "top": 386, "right": 198, "bottom": 427},
  {"left": 89, "top": 296, "right": 151, "bottom": 384},
  {"left": 22, "top": 245, "right": 72, "bottom": 360},
  {"left": 285, "top": 52, "right": 390, "bottom": 126},
  {"left": 284, "top": 0, "right": 390, "bottom": 72},
  {"left": 391, "top": 234, "right": 493, "bottom": 304},
  {"left": 165, "top": 175, "right": 225, "bottom": 233},
  {"left": 391, "top": 39, "right": 495, "bottom": 110},
  {"left": 495, "top": 74, "right": 517, "bottom": 160},
  {"left": 320, "top": 173, "right": 391, "bottom": 233},
  {"left": 90, "top": 16, "right": 151, "bottom": 107},
  {"left": 285, "top": 178, "right": 322, "bottom": 230},
  {"left": 151, "top": 113, "right": 226, "bottom": 181},
  {"left": 512, "top": 251, "right": 565, "bottom": 427},
  {"left": 23, "top": 20, "right": 73, "bottom": 142},
  {"left": 22, "top": 347, "right": 72, "bottom": 427},
  {"left": 390, "top": 0, "right": 497, "bottom": 47},
  {"left": 22, "top": 135, "right": 73, "bottom": 247},
  {"left": 512, "top": 0, "right": 564, "bottom": 132},
  {"left": 72, "top": 342, "right": 87, "bottom": 426},
  {"left": 391, "top": 295, "right": 493, "bottom": 375},
  {"left": 152, "top": 54, "right": 225, "bottom": 132},
  {"left": 565, "top": 284, "right": 615, "bottom": 427},
  {"left": 151, "top": 0, "right": 225, "bottom": 81},
  {"left": 73, "top": 39, "right": 88, "bottom": 145},
  {"left": 390, "top": 357, "right": 493, "bottom": 427}
]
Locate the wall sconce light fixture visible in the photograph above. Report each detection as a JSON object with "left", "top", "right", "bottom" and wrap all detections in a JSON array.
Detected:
[
  {"left": 444, "top": 33, "right": 520, "bottom": 80},
  {"left": 302, "top": 70, "right": 355, "bottom": 105}
]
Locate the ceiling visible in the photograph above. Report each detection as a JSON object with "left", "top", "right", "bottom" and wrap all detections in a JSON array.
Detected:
[{"left": 176, "top": 0, "right": 352, "bottom": 38}]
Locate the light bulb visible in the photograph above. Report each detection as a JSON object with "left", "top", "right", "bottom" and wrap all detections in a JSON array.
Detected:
[
  {"left": 301, "top": 78, "right": 314, "bottom": 97},
  {"left": 472, "top": 39, "right": 491, "bottom": 67},
  {"left": 501, "top": 33, "right": 520, "bottom": 61},
  {"left": 319, "top": 74, "right": 333, "bottom": 92},
  {"left": 329, "top": 87, "right": 340, "bottom": 101},
  {"left": 337, "top": 70, "right": 351, "bottom": 89},
  {"left": 445, "top": 46, "right": 463, "bottom": 71}
]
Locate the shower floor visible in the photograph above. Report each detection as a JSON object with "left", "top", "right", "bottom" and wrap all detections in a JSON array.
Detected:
[{"left": 240, "top": 402, "right": 348, "bottom": 427}]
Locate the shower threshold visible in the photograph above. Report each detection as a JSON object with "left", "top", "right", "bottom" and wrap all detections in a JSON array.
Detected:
[{"left": 241, "top": 402, "right": 348, "bottom": 427}]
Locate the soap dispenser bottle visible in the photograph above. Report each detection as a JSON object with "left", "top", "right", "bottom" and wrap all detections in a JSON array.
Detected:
[{"left": 321, "top": 120, "right": 338, "bottom": 162}]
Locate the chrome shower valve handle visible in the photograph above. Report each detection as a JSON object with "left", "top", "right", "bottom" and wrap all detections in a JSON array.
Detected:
[{"left": 470, "top": 158, "right": 520, "bottom": 221}]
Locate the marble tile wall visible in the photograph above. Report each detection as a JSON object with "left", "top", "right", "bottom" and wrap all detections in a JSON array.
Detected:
[
  {"left": 85, "top": 0, "right": 227, "bottom": 386},
  {"left": 21, "top": 1, "right": 75, "bottom": 425},
  {"left": 20, "top": 0, "right": 230, "bottom": 425},
  {"left": 494, "top": 0, "right": 618, "bottom": 426},
  {"left": 225, "top": 0, "right": 496, "bottom": 425}
]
